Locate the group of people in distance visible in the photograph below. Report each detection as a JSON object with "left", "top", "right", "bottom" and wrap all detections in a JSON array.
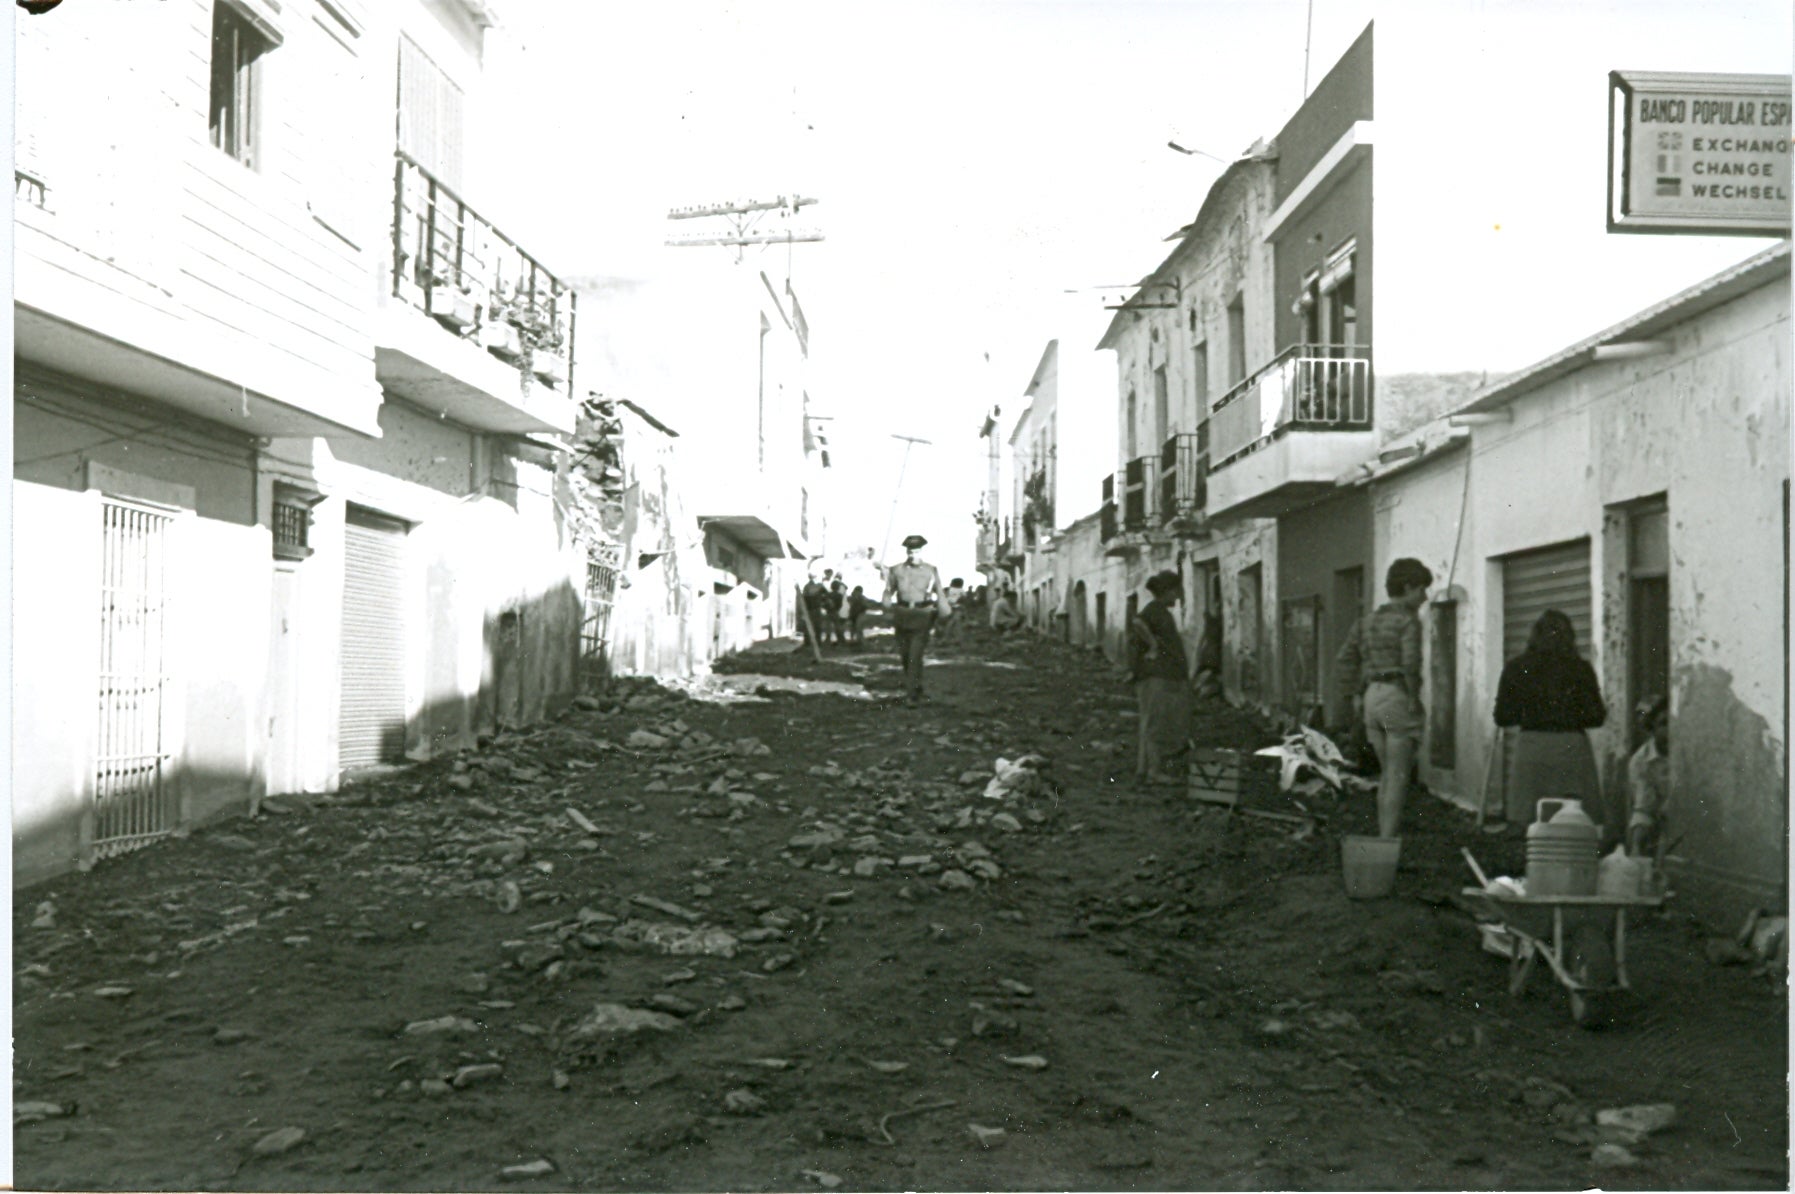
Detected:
[
  {"left": 798, "top": 570, "right": 874, "bottom": 648},
  {"left": 1128, "top": 556, "right": 1670, "bottom": 859}
]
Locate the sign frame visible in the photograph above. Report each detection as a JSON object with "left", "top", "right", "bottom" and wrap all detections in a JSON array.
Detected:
[{"left": 1607, "top": 69, "right": 1792, "bottom": 236}]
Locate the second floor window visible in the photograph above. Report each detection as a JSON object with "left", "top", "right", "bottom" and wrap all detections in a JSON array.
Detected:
[{"left": 210, "top": 3, "right": 272, "bottom": 168}]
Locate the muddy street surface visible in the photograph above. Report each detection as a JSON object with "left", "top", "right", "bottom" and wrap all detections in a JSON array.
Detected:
[{"left": 14, "top": 628, "right": 1789, "bottom": 1191}]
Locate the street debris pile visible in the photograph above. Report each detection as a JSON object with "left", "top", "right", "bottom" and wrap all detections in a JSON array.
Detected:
[{"left": 11, "top": 635, "right": 1788, "bottom": 1192}]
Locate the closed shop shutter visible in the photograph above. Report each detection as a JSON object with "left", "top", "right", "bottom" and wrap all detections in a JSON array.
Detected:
[
  {"left": 340, "top": 506, "right": 408, "bottom": 769},
  {"left": 1501, "top": 538, "right": 1593, "bottom": 661}
]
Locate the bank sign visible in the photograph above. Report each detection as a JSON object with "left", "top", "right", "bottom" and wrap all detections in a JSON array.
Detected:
[{"left": 1609, "top": 71, "right": 1791, "bottom": 235}]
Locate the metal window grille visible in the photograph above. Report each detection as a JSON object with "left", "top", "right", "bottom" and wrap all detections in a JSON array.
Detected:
[
  {"left": 93, "top": 499, "right": 177, "bottom": 860},
  {"left": 272, "top": 500, "right": 311, "bottom": 560},
  {"left": 580, "top": 543, "right": 621, "bottom": 689}
]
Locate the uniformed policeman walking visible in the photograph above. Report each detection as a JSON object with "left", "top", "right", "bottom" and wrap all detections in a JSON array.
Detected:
[{"left": 882, "top": 533, "right": 946, "bottom": 703}]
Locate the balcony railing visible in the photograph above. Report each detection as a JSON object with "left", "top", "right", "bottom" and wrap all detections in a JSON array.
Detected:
[
  {"left": 1209, "top": 343, "right": 1371, "bottom": 468},
  {"left": 391, "top": 150, "right": 575, "bottom": 390},
  {"left": 1100, "top": 475, "right": 1118, "bottom": 541},
  {"left": 1157, "top": 432, "right": 1208, "bottom": 525},
  {"left": 1121, "top": 455, "right": 1157, "bottom": 532}
]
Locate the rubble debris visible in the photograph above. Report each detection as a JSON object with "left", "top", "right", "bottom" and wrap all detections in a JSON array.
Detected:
[
  {"left": 1591, "top": 1143, "right": 1640, "bottom": 1168},
  {"left": 565, "top": 1003, "right": 682, "bottom": 1042},
  {"left": 15, "top": 1101, "right": 72, "bottom": 1125},
  {"left": 631, "top": 894, "right": 702, "bottom": 923},
  {"left": 1595, "top": 1103, "right": 1677, "bottom": 1142},
  {"left": 982, "top": 755, "right": 1054, "bottom": 801},
  {"left": 403, "top": 1015, "right": 480, "bottom": 1037},
  {"left": 1001, "top": 1054, "right": 1048, "bottom": 1070},
  {"left": 938, "top": 870, "right": 977, "bottom": 892},
  {"left": 967, "top": 1123, "right": 1008, "bottom": 1148},
  {"left": 251, "top": 1126, "right": 307, "bottom": 1157},
  {"left": 499, "top": 1159, "right": 556, "bottom": 1180},
  {"left": 453, "top": 1064, "right": 504, "bottom": 1089},
  {"left": 799, "top": 1169, "right": 842, "bottom": 1188},
  {"left": 611, "top": 920, "right": 739, "bottom": 958},
  {"left": 723, "top": 1089, "right": 766, "bottom": 1115}
]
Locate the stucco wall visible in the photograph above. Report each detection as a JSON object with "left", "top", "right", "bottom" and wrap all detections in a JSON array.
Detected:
[
  {"left": 1277, "top": 489, "right": 1374, "bottom": 722},
  {"left": 13, "top": 483, "right": 103, "bottom": 887},
  {"left": 13, "top": 481, "right": 271, "bottom": 888},
  {"left": 15, "top": 372, "right": 257, "bottom": 526},
  {"left": 1453, "top": 275, "right": 1789, "bottom": 923}
]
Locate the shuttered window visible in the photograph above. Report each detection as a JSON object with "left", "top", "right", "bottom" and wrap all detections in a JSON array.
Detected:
[
  {"left": 1501, "top": 538, "right": 1593, "bottom": 661},
  {"left": 339, "top": 506, "right": 408, "bottom": 769},
  {"left": 397, "top": 36, "right": 464, "bottom": 191}
]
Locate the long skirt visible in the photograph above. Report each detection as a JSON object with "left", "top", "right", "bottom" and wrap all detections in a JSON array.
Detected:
[
  {"left": 1135, "top": 677, "right": 1191, "bottom": 777},
  {"left": 1506, "top": 729, "right": 1601, "bottom": 825}
]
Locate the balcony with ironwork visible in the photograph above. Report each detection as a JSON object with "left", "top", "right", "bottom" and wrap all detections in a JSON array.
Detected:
[
  {"left": 377, "top": 151, "right": 577, "bottom": 436},
  {"left": 1157, "top": 431, "right": 1208, "bottom": 531},
  {"left": 1205, "top": 343, "right": 1374, "bottom": 518}
]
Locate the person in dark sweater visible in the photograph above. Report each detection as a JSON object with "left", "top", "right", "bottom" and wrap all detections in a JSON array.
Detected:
[
  {"left": 1491, "top": 608, "right": 1607, "bottom": 831},
  {"left": 1128, "top": 571, "right": 1191, "bottom": 789}
]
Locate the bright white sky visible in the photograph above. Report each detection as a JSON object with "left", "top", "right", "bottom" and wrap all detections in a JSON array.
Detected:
[{"left": 475, "top": 0, "right": 1791, "bottom": 581}]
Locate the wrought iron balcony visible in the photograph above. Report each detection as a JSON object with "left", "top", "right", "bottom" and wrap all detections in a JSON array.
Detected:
[
  {"left": 390, "top": 150, "right": 575, "bottom": 392},
  {"left": 1208, "top": 343, "right": 1371, "bottom": 468},
  {"left": 1158, "top": 431, "right": 1208, "bottom": 526}
]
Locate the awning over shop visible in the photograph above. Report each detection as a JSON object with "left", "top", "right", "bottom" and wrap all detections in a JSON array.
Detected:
[{"left": 699, "top": 514, "right": 796, "bottom": 561}]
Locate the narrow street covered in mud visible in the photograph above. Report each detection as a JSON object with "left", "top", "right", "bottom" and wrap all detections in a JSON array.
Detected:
[{"left": 13, "top": 627, "right": 1789, "bottom": 1192}]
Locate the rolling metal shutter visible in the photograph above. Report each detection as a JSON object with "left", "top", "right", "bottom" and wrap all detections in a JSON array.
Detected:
[
  {"left": 1501, "top": 538, "right": 1593, "bottom": 660},
  {"left": 339, "top": 506, "right": 408, "bottom": 769}
]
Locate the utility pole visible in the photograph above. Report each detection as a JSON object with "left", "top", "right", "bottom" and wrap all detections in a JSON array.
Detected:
[
  {"left": 880, "top": 434, "right": 931, "bottom": 563},
  {"left": 666, "top": 195, "right": 824, "bottom": 263}
]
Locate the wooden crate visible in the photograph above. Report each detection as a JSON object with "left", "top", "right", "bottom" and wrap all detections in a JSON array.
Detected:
[{"left": 1187, "top": 748, "right": 1279, "bottom": 807}]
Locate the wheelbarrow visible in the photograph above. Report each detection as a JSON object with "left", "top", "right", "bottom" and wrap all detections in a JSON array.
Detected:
[{"left": 1460, "top": 851, "right": 1666, "bottom": 1026}]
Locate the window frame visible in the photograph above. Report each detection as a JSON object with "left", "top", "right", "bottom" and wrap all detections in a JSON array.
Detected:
[{"left": 209, "top": 1, "right": 278, "bottom": 170}]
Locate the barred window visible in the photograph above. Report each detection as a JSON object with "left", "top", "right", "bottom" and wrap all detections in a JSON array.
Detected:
[{"left": 273, "top": 500, "right": 313, "bottom": 561}]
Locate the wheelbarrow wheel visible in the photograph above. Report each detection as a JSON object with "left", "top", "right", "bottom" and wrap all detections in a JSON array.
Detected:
[{"left": 1567, "top": 923, "right": 1615, "bottom": 1028}]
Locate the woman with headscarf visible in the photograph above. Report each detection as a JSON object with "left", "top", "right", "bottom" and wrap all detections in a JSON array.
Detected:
[{"left": 1490, "top": 608, "right": 1608, "bottom": 832}]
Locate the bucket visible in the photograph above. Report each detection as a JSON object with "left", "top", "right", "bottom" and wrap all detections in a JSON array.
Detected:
[{"left": 1342, "top": 835, "right": 1401, "bottom": 899}]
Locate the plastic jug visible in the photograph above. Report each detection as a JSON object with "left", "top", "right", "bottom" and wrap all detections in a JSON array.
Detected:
[
  {"left": 1598, "top": 847, "right": 1653, "bottom": 898},
  {"left": 1526, "top": 798, "right": 1600, "bottom": 896}
]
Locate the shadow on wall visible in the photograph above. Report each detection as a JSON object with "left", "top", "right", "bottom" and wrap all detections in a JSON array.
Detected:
[
  {"left": 15, "top": 763, "right": 261, "bottom": 892},
  {"left": 18, "top": 579, "right": 587, "bottom": 891},
  {"left": 477, "top": 578, "right": 584, "bottom": 736},
  {"left": 408, "top": 576, "right": 585, "bottom": 759}
]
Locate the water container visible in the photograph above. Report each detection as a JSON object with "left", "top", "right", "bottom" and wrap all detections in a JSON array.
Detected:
[
  {"left": 1598, "top": 847, "right": 1653, "bottom": 898},
  {"left": 1526, "top": 799, "right": 1600, "bottom": 896}
]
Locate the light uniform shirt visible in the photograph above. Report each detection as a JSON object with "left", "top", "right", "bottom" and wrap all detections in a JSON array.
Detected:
[{"left": 884, "top": 559, "right": 942, "bottom": 606}]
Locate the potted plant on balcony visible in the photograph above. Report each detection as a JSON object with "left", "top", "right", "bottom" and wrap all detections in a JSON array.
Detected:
[
  {"left": 427, "top": 271, "right": 479, "bottom": 333},
  {"left": 528, "top": 320, "right": 569, "bottom": 388},
  {"left": 480, "top": 291, "right": 528, "bottom": 363}
]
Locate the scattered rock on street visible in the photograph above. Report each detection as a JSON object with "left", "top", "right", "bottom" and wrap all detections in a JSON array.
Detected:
[
  {"left": 403, "top": 1015, "right": 480, "bottom": 1037},
  {"left": 723, "top": 1089, "right": 766, "bottom": 1115},
  {"left": 251, "top": 1127, "right": 307, "bottom": 1157},
  {"left": 938, "top": 869, "right": 977, "bottom": 891},
  {"left": 968, "top": 1123, "right": 1007, "bottom": 1148},
  {"left": 565, "top": 1003, "right": 681, "bottom": 1042},
  {"left": 499, "top": 1159, "right": 556, "bottom": 1180},
  {"left": 1591, "top": 1143, "right": 1640, "bottom": 1168}
]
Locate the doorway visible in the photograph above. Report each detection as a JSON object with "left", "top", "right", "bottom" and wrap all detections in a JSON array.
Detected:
[
  {"left": 1095, "top": 591, "right": 1108, "bottom": 658},
  {"left": 1626, "top": 501, "right": 1670, "bottom": 747},
  {"left": 1238, "top": 563, "right": 1263, "bottom": 700}
]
